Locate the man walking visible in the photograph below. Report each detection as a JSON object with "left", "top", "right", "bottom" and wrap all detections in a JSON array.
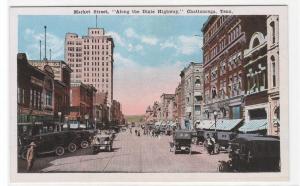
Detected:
[{"left": 26, "top": 142, "right": 36, "bottom": 172}]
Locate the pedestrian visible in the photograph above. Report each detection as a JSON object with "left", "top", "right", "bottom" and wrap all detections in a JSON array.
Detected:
[
  {"left": 26, "top": 141, "right": 36, "bottom": 172},
  {"left": 206, "top": 134, "right": 213, "bottom": 155},
  {"left": 135, "top": 129, "right": 137, "bottom": 135}
]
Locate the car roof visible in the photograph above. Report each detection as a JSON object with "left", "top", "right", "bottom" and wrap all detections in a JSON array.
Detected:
[{"left": 234, "top": 134, "right": 280, "bottom": 142}]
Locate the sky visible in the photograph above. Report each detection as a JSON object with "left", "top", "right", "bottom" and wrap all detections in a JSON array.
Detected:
[{"left": 18, "top": 15, "right": 208, "bottom": 115}]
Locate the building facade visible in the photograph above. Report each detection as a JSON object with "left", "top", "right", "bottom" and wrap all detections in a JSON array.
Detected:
[
  {"left": 180, "top": 62, "right": 204, "bottom": 129},
  {"left": 111, "top": 100, "right": 125, "bottom": 125},
  {"left": 201, "top": 16, "right": 267, "bottom": 121},
  {"left": 17, "top": 53, "right": 67, "bottom": 136},
  {"left": 93, "top": 92, "right": 109, "bottom": 127},
  {"left": 65, "top": 27, "right": 114, "bottom": 106},
  {"left": 158, "top": 93, "right": 175, "bottom": 122},
  {"left": 267, "top": 15, "right": 280, "bottom": 136},
  {"left": 29, "top": 60, "right": 72, "bottom": 126},
  {"left": 69, "top": 80, "right": 97, "bottom": 126}
]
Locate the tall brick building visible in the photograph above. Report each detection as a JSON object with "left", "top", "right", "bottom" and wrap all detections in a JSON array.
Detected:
[
  {"left": 65, "top": 27, "right": 114, "bottom": 105},
  {"left": 201, "top": 15, "right": 267, "bottom": 121}
]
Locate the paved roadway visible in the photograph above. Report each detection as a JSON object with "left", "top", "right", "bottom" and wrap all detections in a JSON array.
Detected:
[{"left": 18, "top": 130, "right": 229, "bottom": 173}]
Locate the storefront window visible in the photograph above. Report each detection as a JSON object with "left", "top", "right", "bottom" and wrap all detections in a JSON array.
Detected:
[{"left": 232, "top": 106, "right": 241, "bottom": 119}]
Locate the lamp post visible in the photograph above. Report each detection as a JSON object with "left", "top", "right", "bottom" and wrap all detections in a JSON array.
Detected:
[
  {"left": 58, "top": 112, "right": 62, "bottom": 132},
  {"left": 213, "top": 111, "right": 218, "bottom": 133},
  {"left": 84, "top": 114, "right": 89, "bottom": 129}
]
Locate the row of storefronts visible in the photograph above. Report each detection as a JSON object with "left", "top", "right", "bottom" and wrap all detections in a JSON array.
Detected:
[{"left": 145, "top": 15, "right": 280, "bottom": 136}]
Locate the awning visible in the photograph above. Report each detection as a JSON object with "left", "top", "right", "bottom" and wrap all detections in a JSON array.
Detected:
[
  {"left": 238, "top": 119, "right": 268, "bottom": 133},
  {"left": 210, "top": 119, "right": 243, "bottom": 131},
  {"left": 196, "top": 120, "right": 214, "bottom": 129}
]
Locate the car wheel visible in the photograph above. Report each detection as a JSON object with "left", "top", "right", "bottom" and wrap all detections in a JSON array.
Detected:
[
  {"left": 55, "top": 146, "right": 65, "bottom": 156},
  {"left": 21, "top": 150, "right": 27, "bottom": 160},
  {"left": 80, "top": 141, "right": 89, "bottom": 149},
  {"left": 68, "top": 143, "right": 77, "bottom": 153}
]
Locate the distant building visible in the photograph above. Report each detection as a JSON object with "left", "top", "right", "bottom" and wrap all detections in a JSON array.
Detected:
[
  {"left": 65, "top": 27, "right": 114, "bottom": 106},
  {"left": 180, "top": 62, "right": 204, "bottom": 129},
  {"left": 159, "top": 93, "right": 175, "bottom": 122},
  {"left": 93, "top": 92, "right": 109, "bottom": 127},
  {"left": 69, "top": 80, "right": 97, "bottom": 127},
  {"left": 111, "top": 100, "right": 125, "bottom": 125}
]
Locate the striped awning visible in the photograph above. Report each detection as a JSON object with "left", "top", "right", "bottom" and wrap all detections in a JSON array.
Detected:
[
  {"left": 238, "top": 119, "right": 268, "bottom": 133},
  {"left": 210, "top": 119, "right": 243, "bottom": 131}
]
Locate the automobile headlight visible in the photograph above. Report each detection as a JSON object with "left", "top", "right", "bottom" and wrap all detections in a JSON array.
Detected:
[{"left": 104, "top": 141, "right": 108, "bottom": 144}]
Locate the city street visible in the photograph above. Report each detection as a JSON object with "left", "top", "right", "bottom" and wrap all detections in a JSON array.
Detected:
[{"left": 18, "top": 130, "right": 229, "bottom": 173}]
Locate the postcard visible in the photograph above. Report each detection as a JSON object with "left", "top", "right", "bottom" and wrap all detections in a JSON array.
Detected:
[{"left": 9, "top": 5, "right": 289, "bottom": 183}]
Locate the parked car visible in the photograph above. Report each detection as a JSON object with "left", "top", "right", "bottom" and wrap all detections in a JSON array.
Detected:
[
  {"left": 72, "top": 130, "right": 93, "bottom": 149},
  {"left": 19, "top": 131, "right": 80, "bottom": 159},
  {"left": 172, "top": 130, "right": 192, "bottom": 154},
  {"left": 223, "top": 134, "right": 280, "bottom": 172},
  {"left": 91, "top": 134, "right": 113, "bottom": 154}
]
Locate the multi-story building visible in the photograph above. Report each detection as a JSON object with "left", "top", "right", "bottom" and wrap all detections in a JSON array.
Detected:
[
  {"left": 69, "top": 80, "right": 97, "bottom": 127},
  {"left": 65, "top": 27, "right": 114, "bottom": 106},
  {"left": 201, "top": 15, "right": 266, "bottom": 122},
  {"left": 17, "top": 53, "right": 68, "bottom": 136},
  {"left": 158, "top": 93, "right": 175, "bottom": 122},
  {"left": 180, "top": 62, "right": 203, "bottom": 129},
  {"left": 267, "top": 15, "right": 280, "bottom": 136},
  {"left": 241, "top": 26, "right": 268, "bottom": 134},
  {"left": 93, "top": 92, "right": 109, "bottom": 127},
  {"left": 111, "top": 100, "right": 125, "bottom": 125},
  {"left": 29, "top": 60, "right": 72, "bottom": 124},
  {"left": 174, "top": 83, "right": 183, "bottom": 125}
]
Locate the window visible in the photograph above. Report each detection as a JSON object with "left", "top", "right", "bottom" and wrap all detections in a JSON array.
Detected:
[
  {"left": 271, "top": 56, "right": 276, "bottom": 87},
  {"left": 270, "top": 21, "right": 276, "bottom": 44}
]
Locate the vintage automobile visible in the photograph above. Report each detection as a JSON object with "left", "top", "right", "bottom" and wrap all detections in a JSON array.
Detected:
[
  {"left": 72, "top": 130, "right": 93, "bottom": 149},
  {"left": 216, "top": 131, "right": 236, "bottom": 151},
  {"left": 20, "top": 131, "right": 80, "bottom": 159},
  {"left": 91, "top": 134, "right": 113, "bottom": 154},
  {"left": 172, "top": 130, "right": 192, "bottom": 154},
  {"left": 222, "top": 134, "right": 280, "bottom": 172}
]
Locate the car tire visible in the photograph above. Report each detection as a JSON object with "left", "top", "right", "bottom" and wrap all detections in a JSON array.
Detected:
[
  {"left": 55, "top": 146, "right": 65, "bottom": 156},
  {"left": 68, "top": 143, "right": 77, "bottom": 153},
  {"left": 21, "top": 150, "right": 27, "bottom": 160},
  {"left": 80, "top": 141, "right": 89, "bottom": 149}
]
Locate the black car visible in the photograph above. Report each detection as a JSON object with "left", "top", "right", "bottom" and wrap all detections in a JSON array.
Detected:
[
  {"left": 219, "top": 134, "right": 280, "bottom": 172},
  {"left": 72, "top": 130, "right": 93, "bottom": 149},
  {"left": 172, "top": 130, "right": 192, "bottom": 154},
  {"left": 20, "top": 131, "right": 80, "bottom": 159}
]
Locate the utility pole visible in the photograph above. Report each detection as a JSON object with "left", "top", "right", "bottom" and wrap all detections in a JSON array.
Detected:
[
  {"left": 96, "top": 15, "right": 98, "bottom": 28},
  {"left": 44, "top": 25, "right": 47, "bottom": 60},
  {"left": 39, "top": 40, "right": 42, "bottom": 61}
]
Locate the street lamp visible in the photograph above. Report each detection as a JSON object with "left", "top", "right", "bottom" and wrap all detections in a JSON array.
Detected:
[
  {"left": 84, "top": 114, "right": 89, "bottom": 129},
  {"left": 58, "top": 112, "right": 62, "bottom": 132},
  {"left": 213, "top": 111, "right": 218, "bottom": 133}
]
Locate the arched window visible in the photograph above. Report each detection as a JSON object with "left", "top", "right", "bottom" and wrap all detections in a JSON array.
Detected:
[
  {"left": 253, "top": 38, "right": 260, "bottom": 48},
  {"left": 270, "top": 21, "right": 275, "bottom": 44}
]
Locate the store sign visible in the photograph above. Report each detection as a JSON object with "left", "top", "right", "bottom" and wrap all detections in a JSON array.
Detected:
[{"left": 30, "top": 76, "right": 43, "bottom": 87}]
